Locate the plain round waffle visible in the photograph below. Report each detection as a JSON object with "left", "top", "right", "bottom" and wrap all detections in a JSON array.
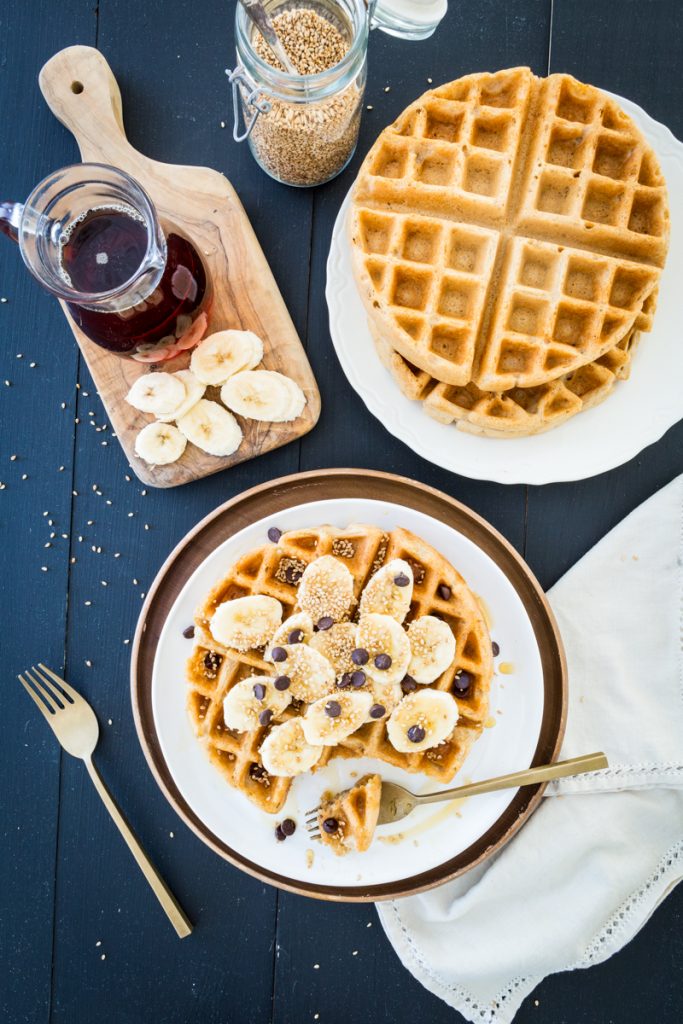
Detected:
[
  {"left": 370, "top": 318, "right": 641, "bottom": 437},
  {"left": 350, "top": 68, "right": 668, "bottom": 396},
  {"left": 186, "top": 525, "right": 493, "bottom": 813}
]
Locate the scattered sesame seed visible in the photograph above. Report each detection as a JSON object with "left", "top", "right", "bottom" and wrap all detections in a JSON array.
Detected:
[
  {"left": 21, "top": 473, "right": 28, "bottom": 480},
  {"left": 44, "top": 542, "right": 51, "bottom": 548},
  {"left": 43, "top": 511, "right": 48, "bottom": 517},
  {"left": 0, "top": 482, "right": 5, "bottom": 489},
  {"left": 144, "top": 524, "right": 150, "bottom": 531},
  {"left": 366, "top": 922, "right": 372, "bottom": 927},
  {"left": 87, "top": 520, "right": 94, "bottom": 526},
  {"left": 427, "top": 77, "right": 433, "bottom": 83},
  {"left": 125, "top": 475, "right": 131, "bottom": 482},
  {"left": 29, "top": 362, "right": 36, "bottom": 368},
  {"left": 106, "top": 499, "right": 112, "bottom": 505},
  {"left": 100, "top": 954, "right": 106, "bottom": 961},
  {"left": 0, "top": 297, "right": 7, "bottom": 303},
  {"left": 352, "top": 950, "right": 358, "bottom": 956},
  {"left": 313, "top": 964, "right": 320, "bottom": 969},
  {"left": 97, "top": 547, "right": 102, "bottom": 553},
  {"left": 123, "top": 639, "right": 130, "bottom": 645},
  {"left": 366, "top": 104, "right": 373, "bottom": 110},
  {"left": 92, "top": 485, "right": 98, "bottom": 492},
  {"left": 220, "top": 121, "right": 226, "bottom": 128},
  {"left": 128, "top": 512, "right": 134, "bottom": 518},
  {"left": 101, "top": 580, "right": 108, "bottom": 587},
  {"left": 74, "top": 418, "right": 79, "bottom": 424},
  {"left": 10, "top": 454, "right": 17, "bottom": 461},
  {"left": 85, "top": 659, "right": 92, "bottom": 667},
  {"left": 61, "top": 533, "right": 68, "bottom": 539},
  {"left": 95, "top": 490, "right": 102, "bottom": 496},
  {"left": 41, "top": 566, "right": 48, "bottom": 572},
  {"left": 114, "top": 552, "right": 121, "bottom": 558},
  {"left": 169, "top": 831, "right": 174, "bottom": 838},
  {"left": 141, "top": 489, "right": 147, "bottom": 496},
  {"left": 50, "top": 532, "right": 56, "bottom": 539},
  {"left": 95, "top": 940, "right": 101, "bottom": 947},
  {"left": 133, "top": 578, "right": 138, "bottom": 586},
  {"left": 82, "top": 391, "right": 89, "bottom": 397},
  {"left": 78, "top": 536, "right": 83, "bottom": 542},
  {"left": 5, "top": 380, "right": 11, "bottom": 387},
  {"left": 70, "top": 557, "right": 76, "bottom": 564},
  {"left": 85, "top": 600, "right": 92, "bottom": 606},
  {"left": 72, "top": 490, "right": 78, "bottom": 496},
  {"left": 61, "top": 402, "right": 66, "bottom": 410},
  {"left": 101, "top": 441, "right": 108, "bottom": 446},
  {"left": 140, "top": 593, "right": 145, "bottom": 599},
  {"left": 108, "top": 719, "right": 113, "bottom": 726},
  {"left": 384, "top": 86, "right": 390, "bottom": 92},
  {"left": 48, "top": 519, "right": 53, "bottom": 526}
]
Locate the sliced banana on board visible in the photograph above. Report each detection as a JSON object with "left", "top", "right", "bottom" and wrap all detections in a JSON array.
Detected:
[
  {"left": 309, "top": 621, "right": 357, "bottom": 676},
  {"left": 302, "top": 691, "right": 372, "bottom": 746},
  {"left": 386, "top": 689, "right": 459, "bottom": 754},
  {"left": 297, "top": 555, "right": 356, "bottom": 624},
  {"left": 259, "top": 718, "right": 323, "bottom": 777},
  {"left": 210, "top": 594, "right": 283, "bottom": 651},
  {"left": 359, "top": 558, "right": 414, "bottom": 622},
  {"left": 190, "top": 329, "right": 263, "bottom": 386},
  {"left": 267, "top": 643, "right": 336, "bottom": 703},
  {"left": 158, "top": 369, "right": 206, "bottom": 422},
  {"left": 222, "top": 675, "right": 292, "bottom": 732},
  {"left": 220, "top": 370, "right": 306, "bottom": 423},
  {"left": 177, "top": 399, "right": 243, "bottom": 457},
  {"left": 126, "top": 372, "right": 186, "bottom": 418},
  {"left": 407, "top": 615, "right": 457, "bottom": 684},
  {"left": 355, "top": 613, "right": 411, "bottom": 686},
  {"left": 134, "top": 421, "right": 187, "bottom": 465},
  {"left": 266, "top": 611, "right": 314, "bottom": 656}
]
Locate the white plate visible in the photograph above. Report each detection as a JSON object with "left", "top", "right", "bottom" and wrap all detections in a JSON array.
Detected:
[
  {"left": 151, "top": 498, "right": 544, "bottom": 889},
  {"left": 326, "top": 91, "right": 683, "bottom": 484}
]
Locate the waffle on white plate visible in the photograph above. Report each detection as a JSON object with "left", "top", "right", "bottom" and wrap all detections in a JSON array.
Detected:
[
  {"left": 186, "top": 524, "right": 492, "bottom": 818},
  {"left": 349, "top": 68, "right": 668, "bottom": 435}
]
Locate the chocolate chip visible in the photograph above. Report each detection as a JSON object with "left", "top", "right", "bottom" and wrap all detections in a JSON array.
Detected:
[
  {"left": 492, "top": 641, "right": 500, "bottom": 657},
  {"left": 401, "top": 675, "right": 417, "bottom": 694},
  {"left": 182, "top": 624, "right": 195, "bottom": 639},
  {"left": 253, "top": 682, "right": 266, "bottom": 701},
  {"left": 285, "top": 566, "right": 302, "bottom": 584},
  {"left": 394, "top": 572, "right": 410, "bottom": 587},
  {"left": 325, "top": 700, "right": 342, "bottom": 718},
  {"left": 407, "top": 724, "right": 426, "bottom": 743},
  {"left": 438, "top": 584, "right": 451, "bottom": 600},
  {"left": 274, "top": 675, "right": 291, "bottom": 691},
  {"left": 288, "top": 628, "right": 304, "bottom": 644},
  {"left": 259, "top": 708, "right": 273, "bottom": 727},
  {"left": 369, "top": 703, "right": 386, "bottom": 719},
  {"left": 267, "top": 527, "right": 282, "bottom": 543},
  {"left": 271, "top": 646, "right": 287, "bottom": 662},
  {"left": 374, "top": 652, "right": 392, "bottom": 670},
  {"left": 275, "top": 824, "right": 286, "bottom": 842},
  {"left": 249, "top": 763, "right": 267, "bottom": 780},
  {"left": 337, "top": 673, "right": 353, "bottom": 689},
  {"left": 322, "top": 817, "right": 339, "bottom": 834},
  {"left": 281, "top": 818, "right": 296, "bottom": 837},
  {"left": 454, "top": 670, "right": 473, "bottom": 693},
  {"left": 350, "top": 670, "right": 366, "bottom": 688},
  {"left": 317, "top": 616, "right": 334, "bottom": 631},
  {"left": 203, "top": 651, "right": 222, "bottom": 678},
  {"left": 351, "top": 648, "right": 369, "bottom": 666}
]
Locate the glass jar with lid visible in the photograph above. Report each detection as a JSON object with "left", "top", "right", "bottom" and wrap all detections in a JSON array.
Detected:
[{"left": 228, "top": 0, "right": 448, "bottom": 187}]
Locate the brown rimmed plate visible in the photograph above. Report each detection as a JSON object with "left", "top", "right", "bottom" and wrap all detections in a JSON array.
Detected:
[{"left": 131, "top": 469, "right": 567, "bottom": 901}]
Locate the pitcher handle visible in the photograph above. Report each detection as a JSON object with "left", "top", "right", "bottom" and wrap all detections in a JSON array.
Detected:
[{"left": 0, "top": 202, "right": 24, "bottom": 243}]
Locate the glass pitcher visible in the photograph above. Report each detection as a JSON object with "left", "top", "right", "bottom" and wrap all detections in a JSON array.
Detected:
[
  {"left": 228, "top": 0, "right": 448, "bottom": 187},
  {"left": 0, "top": 163, "right": 212, "bottom": 361}
]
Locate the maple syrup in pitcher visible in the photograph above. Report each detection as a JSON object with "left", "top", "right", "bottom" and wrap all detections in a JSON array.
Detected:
[
  {"left": 0, "top": 164, "right": 211, "bottom": 360},
  {"left": 59, "top": 205, "right": 209, "bottom": 355}
]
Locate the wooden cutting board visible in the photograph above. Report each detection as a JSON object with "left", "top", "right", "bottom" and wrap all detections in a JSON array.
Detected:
[{"left": 38, "top": 46, "right": 320, "bottom": 488}]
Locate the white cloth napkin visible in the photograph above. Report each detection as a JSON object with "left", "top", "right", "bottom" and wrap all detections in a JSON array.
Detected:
[{"left": 377, "top": 474, "right": 683, "bottom": 1024}]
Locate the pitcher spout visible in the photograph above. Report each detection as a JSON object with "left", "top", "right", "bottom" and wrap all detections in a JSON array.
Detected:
[{"left": 0, "top": 202, "right": 24, "bottom": 242}]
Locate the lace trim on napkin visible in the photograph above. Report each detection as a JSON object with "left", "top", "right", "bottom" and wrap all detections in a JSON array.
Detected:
[{"left": 386, "top": 837, "right": 683, "bottom": 1023}]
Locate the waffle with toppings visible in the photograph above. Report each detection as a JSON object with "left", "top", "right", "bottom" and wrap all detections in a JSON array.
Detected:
[
  {"left": 316, "top": 774, "right": 382, "bottom": 855},
  {"left": 186, "top": 524, "right": 492, "bottom": 815},
  {"left": 349, "top": 68, "right": 667, "bottom": 433}
]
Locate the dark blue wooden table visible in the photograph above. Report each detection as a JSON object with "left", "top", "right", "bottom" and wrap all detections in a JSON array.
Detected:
[{"left": 1, "top": 2, "right": 682, "bottom": 1022}]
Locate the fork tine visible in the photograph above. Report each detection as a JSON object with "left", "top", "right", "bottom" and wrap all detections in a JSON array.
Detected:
[
  {"left": 35, "top": 663, "right": 77, "bottom": 704},
  {"left": 26, "top": 667, "right": 66, "bottom": 710},
  {"left": 19, "top": 672, "right": 58, "bottom": 718},
  {"left": 305, "top": 814, "right": 319, "bottom": 826}
]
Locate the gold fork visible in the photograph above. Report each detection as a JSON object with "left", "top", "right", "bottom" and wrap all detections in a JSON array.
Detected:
[
  {"left": 306, "top": 751, "right": 608, "bottom": 835},
  {"left": 18, "top": 664, "right": 192, "bottom": 938}
]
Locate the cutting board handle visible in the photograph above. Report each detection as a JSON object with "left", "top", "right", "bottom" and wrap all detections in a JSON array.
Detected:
[{"left": 39, "top": 46, "right": 135, "bottom": 165}]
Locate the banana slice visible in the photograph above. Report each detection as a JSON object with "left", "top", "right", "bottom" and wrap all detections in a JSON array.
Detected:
[
  {"left": 265, "top": 611, "right": 314, "bottom": 658},
  {"left": 259, "top": 719, "right": 323, "bottom": 777},
  {"left": 366, "top": 679, "right": 404, "bottom": 720},
  {"left": 177, "top": 399, "right": 243, "bottom": 457},
  {"left": 222, "top": 675, "right": 292, "bottom": 732},
  {"left": 297, "top": 555, "right": 355, "bottom": 624},
  {"left": 302, "top": 691, "right": 372, "bottom": 746},
  {"left": 355, "top": 613, "right": 411, "bottom": 686},
  {"left": 210, "top": 595, "right": 283, "bottom": 651},
  {"left": 220, "top": 370, "right": 305, "bottom": 423},
  {"left": 359, "top": 559, "right": 414, "bottom": 622},
  {"left": 126, "top": 372, "right": 186, "bottom": 417},
  {"left": 190, "top": 329, "right": 263, "bottom": 386},
  {"left": 407, "top": 616, "right": 456, "bottom": 684},
  {"left": 386, "top": 689, "right": 459, "bottom": 753},
  {"left": 134, "top": 421, "right": 187, "bottom": 465},
  {"left": 309, "top": 621, "right": 357, "bottom": 676},
  {"left": 158, "top": 369, "right": 205, "bottom": 422},
  {"left": 267, "top": 643, "right": 336, "bottom": 703}
]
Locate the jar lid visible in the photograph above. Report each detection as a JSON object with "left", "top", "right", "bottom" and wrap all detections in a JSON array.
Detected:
[{"left": 372, "top": 0, "right": 448, "bottom": 40}]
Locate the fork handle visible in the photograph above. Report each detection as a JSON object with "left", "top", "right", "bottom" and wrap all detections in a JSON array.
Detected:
[
  {"left": 416, "top": 752, "right": 609, "bottom": 805},
  {"left": 85, "top": 758, "right": 192, "bottom": 938}
]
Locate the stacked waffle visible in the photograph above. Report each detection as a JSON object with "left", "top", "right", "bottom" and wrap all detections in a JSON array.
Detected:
[
  {"left": 349, "top": 68, "right": 668, "bottom": 436},
  {"left": 186, "top": 524, "right": 492, "bottom": 814}
]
